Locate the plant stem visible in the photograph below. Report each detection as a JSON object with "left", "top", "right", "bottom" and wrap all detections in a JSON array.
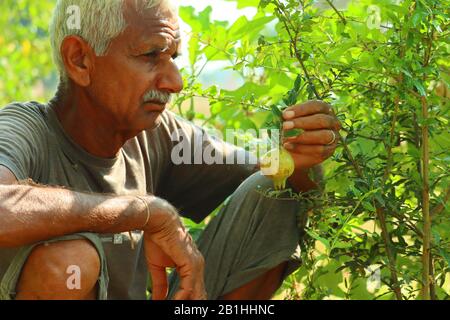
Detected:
[
  {"left": 382, "top": 96, "right": 401, "bottom": 182},
  {"left": 420, "top": 94, "right": 431, "bottom": 300},
  {"left": 276, "top": 6, "right": 323, "bottom": 99},
  {"left": 429, "top": 251, "right": 437, "bottom": 300},
  {"left": 375, "top": 207, "right": 403, "bottom": 300},
  {"left": 431, "top": 187, "right": 450, "bottom": 218},
  {"left": 325, "top": 0, "right": 347, "bottom": 24},
  {"left": 420, "top": 18, "right": 434, "bottom": 299}
]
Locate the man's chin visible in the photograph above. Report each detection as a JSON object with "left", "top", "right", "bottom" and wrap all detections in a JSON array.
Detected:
[{"left": 144, "top": 111, "right": 163, "bottom": 130}]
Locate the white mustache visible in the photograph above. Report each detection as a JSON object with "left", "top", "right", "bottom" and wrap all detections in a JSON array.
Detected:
[{"left": 142, "top": 90, "right": 172, "bottom": 104}]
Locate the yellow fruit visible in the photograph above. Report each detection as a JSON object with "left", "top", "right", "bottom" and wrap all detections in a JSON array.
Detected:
[{"left": 260, "top": 147, "right": 295, "bottom": 190}]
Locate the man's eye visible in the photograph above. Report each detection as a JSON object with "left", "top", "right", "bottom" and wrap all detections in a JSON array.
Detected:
[
  {"left": 172, "top": 53, "right": 180, "bottom": 60},
  {"left": 143, "top": 51, "right": 159, "bottom": 58}
]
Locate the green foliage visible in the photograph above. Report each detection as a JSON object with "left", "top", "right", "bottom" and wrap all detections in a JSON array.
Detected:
[
  {"left": 0, "top": 0, "right": 56, "bottom": 105},
  {"left": 0, "top": 0, "right": 449, "bottom": 300},
  {"left": 176, "top": 0, "right": 450, "bottom": 300}
]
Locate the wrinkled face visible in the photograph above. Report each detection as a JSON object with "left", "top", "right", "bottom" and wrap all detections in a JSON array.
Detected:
[{"left": 87, "top": 1, "right": 183, "bottom": 133}]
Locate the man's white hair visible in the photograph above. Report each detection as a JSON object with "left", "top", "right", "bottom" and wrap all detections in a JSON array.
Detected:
[{"left": 49, "top": 0, "right": 178, "bottom": 83}]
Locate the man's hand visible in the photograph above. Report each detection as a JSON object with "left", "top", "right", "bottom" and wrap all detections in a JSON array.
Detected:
[
  {"left": 142, "top": 196, "right": 207, "bottom": 300},
  {"left": 282, "top": 100, "right": 341, "bottom": 170}
]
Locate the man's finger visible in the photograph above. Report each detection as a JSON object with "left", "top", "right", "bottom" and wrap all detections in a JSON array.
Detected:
[
  {"left": 284, "top": 129, "right": 338, "bottom": 145},
  {"left": 283, "top": 114, "right": 340, "bottom": 131},
  {"left": 172, "top": 250, "right": 206, "bottom": 300},
  {"left": 171, "top": 262, "right": 196, "bottom": 300},
  {"left": 149, "top": 265, "right": 169, "bottom": 300},
  {"left": 283, "top": 143, "right": 337, "bottom": 160},
  {"left": 173, "top": 288, "right": 193, "bottom": 300},
  {"left": 192, "top": 252, "right": 207, "bottom": 300},
  {"left": 283, "top": 100, "right": 332, "bottom": 119}
]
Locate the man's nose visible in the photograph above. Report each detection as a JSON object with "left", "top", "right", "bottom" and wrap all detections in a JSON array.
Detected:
[{"left": 156, "top": 59, "right": 184, "bottom": 93}]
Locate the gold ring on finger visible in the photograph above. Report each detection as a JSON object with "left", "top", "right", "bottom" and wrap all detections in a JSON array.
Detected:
[{"left": 326, "top": 130, "right": 337, "bottom": 145}]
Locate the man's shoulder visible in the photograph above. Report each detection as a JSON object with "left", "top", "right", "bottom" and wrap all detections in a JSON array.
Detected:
[
  {"left": 0, "top": 101, "right": 48, "bottom": 128},
  {"left": 0, "top": 101, "right": 50, "bottom": 181}
]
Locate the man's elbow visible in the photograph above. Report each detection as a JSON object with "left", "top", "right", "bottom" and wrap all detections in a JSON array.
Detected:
[{"left": 0, "top": 185, "right": 25, "bottom": 247}]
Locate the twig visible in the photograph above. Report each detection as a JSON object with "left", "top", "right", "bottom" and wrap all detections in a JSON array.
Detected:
[
  {"left": 420, "top": 17, "right": 435, "bottom": 298},
  {"left": 382, "top": 96, "right": 401, "bottom": 182},
  {"left": 375, "top": 206, "right": 403, "bottom": 300},
  {"left": 325, "top": 0, "right": 347, "bottom": 24},
  {"left": 431, "top": 187, "right": 450, "bottom": 218},
  {"left": 429, "top": 253, "right": 437, "bottom": 300},
  {"left": 373, "top": 29, "right": 407, "bottom": 301},
  {"left": 421, "top": 94, "right": 431, "bottom": 300}
]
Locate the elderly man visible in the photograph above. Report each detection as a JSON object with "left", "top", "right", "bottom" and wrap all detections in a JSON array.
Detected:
[{"left": 0, "top": 0, "right": 340, "bottom": 300}]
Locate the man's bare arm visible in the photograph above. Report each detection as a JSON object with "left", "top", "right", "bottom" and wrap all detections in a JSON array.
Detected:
[
  {"left": 0, "top": 164, "right": 207, "bottom": 299},
  {"left": 0, "top": 165, "right": 152, "bottom": 247}
]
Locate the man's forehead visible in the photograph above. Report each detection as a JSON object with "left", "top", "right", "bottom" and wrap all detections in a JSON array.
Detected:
[
  {"left": 130, "top": 21, "right": 181, "bottom": 51},
  {"left": 124, "top": 0, "right": 179, "bottom": 26},
  {"left": 124, "top": 2, "right": 180, "bottom": 38}
]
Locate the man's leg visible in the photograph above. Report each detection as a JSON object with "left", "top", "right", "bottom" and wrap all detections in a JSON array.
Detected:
[
  {"left": 169, "top": 172, "right": 304, "bottom": 300},
  {"left": 15, "top": 239, "right": 100, "bottom": 300},
  {"left": 0, "top": 233, "right": 109, "bottom": 300},
  {"left": 219, "top": 262, "right": 288, "bottom": 300}
]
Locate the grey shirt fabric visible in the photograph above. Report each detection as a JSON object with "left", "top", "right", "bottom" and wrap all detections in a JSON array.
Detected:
[{"left": 0, "top": 101, "right": 256, "bottom": 299}]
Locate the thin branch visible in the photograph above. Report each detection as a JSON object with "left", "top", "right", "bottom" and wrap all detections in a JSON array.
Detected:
[
  {"left": 382, "top": 97, "right": 401, "bottom": 182},
  {"left": 375, "top": 206, "right": 403, "bottom": 300},
  {"left": 276, "top": 6, "right": 323, "bottom": 99},
  {"left": 420, "top": 18, "right": 434, "bottom": 299},
  {"left": 431, "top": 187, "right": 450, "bottom": 218},
  {"left": 421, "top": 94, "right": 431, "bottom": 300},
  {"left": 325, "top": 0, "right": 347, "bottom": 24}
]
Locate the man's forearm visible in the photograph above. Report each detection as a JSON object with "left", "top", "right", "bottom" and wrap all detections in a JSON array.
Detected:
[{"left": 0, "top": 184, "right": 148, "bottom": 247}]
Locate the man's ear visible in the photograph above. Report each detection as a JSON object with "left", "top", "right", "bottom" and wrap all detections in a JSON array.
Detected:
[{"left": 60, "top": 35, "right": 95, "bottom": 87}]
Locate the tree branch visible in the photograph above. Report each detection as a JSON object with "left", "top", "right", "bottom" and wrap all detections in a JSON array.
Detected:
[
  {"left": 375, "top": 206, "right": 403, "bottom": 300},
  {"left": 431, "top": 187, "right": 450, "bottom": 218},
  {"left": 325, "top": 0, "right": 347, "bottom": 25}
]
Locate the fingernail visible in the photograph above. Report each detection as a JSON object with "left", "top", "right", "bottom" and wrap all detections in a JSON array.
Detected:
[
  {"left": 283, "top": 110, "right": 295, "bottom": 119},
  {"left": 283, "top": 121, "right": 294, "bottom": 130},
  {"left": 284, "top": 143, "right": 294, "bottom": 150}
]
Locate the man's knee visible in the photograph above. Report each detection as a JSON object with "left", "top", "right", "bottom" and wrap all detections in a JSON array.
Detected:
[
  {"left": 16, "top": 239, "right": 100, "bottom": 300},
  {"left": 237, "top": 172, "right": 273, "bottom": 195},
  {"left": 233, "top": 172, "right": 301, "bottom": 214}
]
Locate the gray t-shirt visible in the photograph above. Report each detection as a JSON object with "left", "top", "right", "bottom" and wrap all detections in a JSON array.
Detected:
[{"left": 0, "top": 101, "right": 256, "bottom": 299}]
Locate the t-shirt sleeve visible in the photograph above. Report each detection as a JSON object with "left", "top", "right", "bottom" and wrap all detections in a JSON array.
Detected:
[
  {"left": 0, "top": 102, "right": 47, "bottom": 181},
  {"left": 155, "top": 111, "right": 258, "bottom": 223}
]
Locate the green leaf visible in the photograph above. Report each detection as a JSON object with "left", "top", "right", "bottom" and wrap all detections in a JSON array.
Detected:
[
  {"left": 224, "top": 0, "right": 260, "bottom": 9},
  {"left": 413, "top": 79, "right": 427, "bottom": 97},
  {"left": 306, "top": 230, "right": 331, "bottom": 252},
  {"left": 362, "top": 201, "right": 375, "bottom": 212},
  {"left": 271, "top": 105, "right": 283, "bottom": 119}
]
